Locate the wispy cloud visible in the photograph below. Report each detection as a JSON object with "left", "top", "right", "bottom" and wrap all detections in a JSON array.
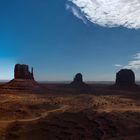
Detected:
[
  {"left": 124, "top": 53, "right": 140, "bottom": 70},
  {"left": 66, "top": 3, "right": 86, "bottom": 23},
  {"left": 67, "top": 0, "right": 140, "bottom": 29},
  {"left": 114, "top": 64, "right": 122, "bottom": 67}
]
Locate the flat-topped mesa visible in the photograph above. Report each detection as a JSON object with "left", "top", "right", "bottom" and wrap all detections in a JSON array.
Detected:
[
  {"left": 115, "top": 69, "right": 135, "bottom": 87},
  {"left": 70, "top": 73, "right": 88, "bottom": 88},
  {"left": 14, "top": 64, "right": 34, "bottom": 80}
]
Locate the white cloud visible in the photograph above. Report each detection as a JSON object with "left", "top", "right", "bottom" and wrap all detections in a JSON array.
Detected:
[
  {"left": 67, "top": 0, "right": 140, "bottom": 29},
  {"left": 124, "top": 53, "right": 140, "bottom": 70},
  {"left": 114, "top": 64, "right": 122, "bottom": 67},
  {"left": 134, "top": 53, "right": 140, "bottom": 59}
]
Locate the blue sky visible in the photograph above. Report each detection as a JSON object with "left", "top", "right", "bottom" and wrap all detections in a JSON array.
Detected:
[{"left": 0, "top": 0, "right": 140, "bottom": 81}]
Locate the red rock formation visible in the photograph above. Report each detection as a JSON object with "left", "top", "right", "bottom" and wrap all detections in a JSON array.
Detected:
[
  {"left": 70, "top": 73, "right": 89, "bottom": 88},
  {"left": 115, "top": 69, "right": 135, "bottom": 86},
  {"left": 14, "top": 64, "right": 34, "bottom": 80},
  {"left": 74, "top": 73, "right": 83, "bottom": 83}
]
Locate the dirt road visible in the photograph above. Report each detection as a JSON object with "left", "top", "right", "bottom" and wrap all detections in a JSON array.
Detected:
[{"left": 0, "top": 105, "right": 69, "bottom": 124}]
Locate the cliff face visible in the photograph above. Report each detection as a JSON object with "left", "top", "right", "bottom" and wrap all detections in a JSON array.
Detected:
[
  {"left": 14, "top": 64, "right": 34, "bottom": 80},
  {"left": 115, "top": 69, "right": 135, "bottom": 86}
]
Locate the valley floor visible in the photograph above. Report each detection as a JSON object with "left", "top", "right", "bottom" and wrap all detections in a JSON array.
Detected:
[{"left": 0, "top": 84, "right": 140, "bottom": 140}]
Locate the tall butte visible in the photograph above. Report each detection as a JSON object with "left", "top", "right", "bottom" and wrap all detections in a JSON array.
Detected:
[
  {"left": 2, "top": 64, "right": 41, "bottom": 90},
  {"left": 14, "top": 64, "right": 34, "bottom": 80}
]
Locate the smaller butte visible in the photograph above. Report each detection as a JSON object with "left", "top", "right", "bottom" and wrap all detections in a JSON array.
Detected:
[{"left": 70, "top": 73, "right": 89, "bottom": 88}]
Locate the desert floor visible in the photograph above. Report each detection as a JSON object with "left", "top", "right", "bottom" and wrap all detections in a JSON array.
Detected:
[{"left": 0, "top": 83, "right": 140, "bottom": 140}]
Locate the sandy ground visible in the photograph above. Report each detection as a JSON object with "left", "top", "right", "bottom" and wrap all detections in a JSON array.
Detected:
[{"left": 0, "top": 84, "right": 140, "bottom": 140}]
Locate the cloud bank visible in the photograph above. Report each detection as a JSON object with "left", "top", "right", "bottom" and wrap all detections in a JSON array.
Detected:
[
  {"left": 67, "top": 0, "right": 140, "bottom": 29},
  {"left": 124, "top": 53, "right": 140, "bottom": 70},
  {"left": 114, "top": 53, "right": 140, "bottom": 70}
]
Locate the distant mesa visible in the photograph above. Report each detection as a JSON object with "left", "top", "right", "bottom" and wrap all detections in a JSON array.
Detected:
[
  {"left": 15, "top": 64, "right": 34, "bottom": 80},
  {"left": 115, "top": 69, "right": 136, "bottom": 87},
  {"left": 70, "top": 73, "right": 89, "bottom": 88}
]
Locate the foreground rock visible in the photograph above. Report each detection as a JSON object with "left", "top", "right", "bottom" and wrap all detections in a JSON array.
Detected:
[
  {"left": 70, "top": 73, "right": 89, "bottom": 88},
  {"left": 5, "top": 110, "right": 140, "bottom": 140}
]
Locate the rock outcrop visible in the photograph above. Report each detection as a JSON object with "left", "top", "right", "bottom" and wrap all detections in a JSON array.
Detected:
[
  {"left": 115, "top": 69, "right": 135, "bottom": 87},
  {"left": 4, "top": 79, "right": 41, "bottom": 90},
  {"left": 14, "top": 64, "right": 34, "bottom": 80},
  {"left": 70, "top": 73, "right": 88, "bottom": 88}
]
